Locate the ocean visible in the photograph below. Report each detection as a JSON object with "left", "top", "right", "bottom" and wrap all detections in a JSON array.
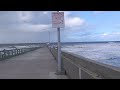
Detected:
[
  {"left": 1, "top": 42, "right": 120, "bottom": 68},
  {"left": 60, "top": 41, "right": 120, "bottom": 68}
]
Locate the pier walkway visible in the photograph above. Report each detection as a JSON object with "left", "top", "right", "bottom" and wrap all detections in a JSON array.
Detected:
[{"left": 0, "top": 47, "right": 68, "bottom": 79}]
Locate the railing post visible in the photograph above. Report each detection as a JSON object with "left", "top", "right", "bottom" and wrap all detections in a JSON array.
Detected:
[
  {"left": 18, "top": 49, "right": 20, "bottom": 54},
  {"left": 13, "top": 49, "right": 15, "bottom": 56},
  {"left": 22, "top": 49, "right": 24, "bottom": 53},
  {"left": 11, "top": 50, "right": 13, "bottom": 56},
  {"left": 9, "top": 50, "right": 11, "bottom": 56},
  {"left": 18, "top": 49, "right": 19, "bottom": 54},
  {"left": 16, "top": 49, "right": 18, "bottom": 55},
  {"left": 15, "top": 49, "right": 16, "bottom": 55},
  {"left": 5, "top": 50, "right": 7, "bottom": 57},
  {"left": 0, "top": 52, "right": 2, "bottom": 59},
  {"left": 17, "top": 49, "right": 18, "bottom": 55},
  {"left": 19, "top": 49, "right": 21, "bottom": 54},
  {"left": 14, "top": 49, "right": 16, "bottom": 55},
  {"left": 8, "top": 50, "right": 10, "bottom": 57},
  {"left": 3, "top": 49, "right": 6, "bottom": 58}
]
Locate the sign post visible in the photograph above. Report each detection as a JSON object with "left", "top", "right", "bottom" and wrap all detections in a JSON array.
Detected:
[
  {"left": 52, "top": 11, "right": 65, "bottom": 75},
  {"left": 49, "top": 31, "right": 50, "bottom": 44}
]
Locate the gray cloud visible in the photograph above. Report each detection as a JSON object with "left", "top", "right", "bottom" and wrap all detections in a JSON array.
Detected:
[
  {"left": 27, "top": 11, "right": 52, "bottom": 25},
  {"left": 0, "top": 11, "right": 94, "bottom": 43}
]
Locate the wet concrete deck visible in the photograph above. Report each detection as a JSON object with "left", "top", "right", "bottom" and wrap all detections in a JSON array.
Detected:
[{"left": 0, "top": 47, "right": 68, "bottom": 79}]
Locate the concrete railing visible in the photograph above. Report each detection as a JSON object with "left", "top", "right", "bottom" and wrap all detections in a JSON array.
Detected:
[
  {"left": 49, "top": 47, "right": 120, "bottom": 79},
  {"left": 0, "top": 47, "right": 41, "bottom": 60}
]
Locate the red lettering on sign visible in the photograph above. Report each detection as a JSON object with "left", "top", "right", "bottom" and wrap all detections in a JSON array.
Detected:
[{"left": 52, "top": 12, "right": 64, "bottom": 28}]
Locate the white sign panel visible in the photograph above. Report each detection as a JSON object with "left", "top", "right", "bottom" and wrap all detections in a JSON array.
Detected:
[{"left": 52, "top": 12, "right": 65, "bottom": 28}]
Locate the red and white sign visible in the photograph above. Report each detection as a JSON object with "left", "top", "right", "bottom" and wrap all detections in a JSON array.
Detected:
[{"left": 52, "top": 12, "right": 65, "bottom": 28}]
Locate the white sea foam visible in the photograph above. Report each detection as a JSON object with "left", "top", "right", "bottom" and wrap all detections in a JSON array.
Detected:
[{"left": 62, "top": 43, "right": 120, "bottom": 67}]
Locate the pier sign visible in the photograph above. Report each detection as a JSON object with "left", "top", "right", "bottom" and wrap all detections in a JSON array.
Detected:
[
  {"left": 51, "top": 11, "right": 65, "bottom": 75},
  {"left": 52, "top": 12, "right": 65, "bottom": 28}
]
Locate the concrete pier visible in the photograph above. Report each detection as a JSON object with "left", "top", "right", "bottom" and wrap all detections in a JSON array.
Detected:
[
  {"left": 0, "top": 47, "right": 68, "bottom": 79},
  {"left": 50, "top": 47, "right": 120, "bottom": 79}
]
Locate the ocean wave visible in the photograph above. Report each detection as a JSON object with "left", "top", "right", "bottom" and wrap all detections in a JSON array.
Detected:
[{"left": 62, "top": 43, "right": 120, "bottom": 67}]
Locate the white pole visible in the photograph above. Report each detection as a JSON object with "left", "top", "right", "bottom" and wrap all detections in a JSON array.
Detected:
[
  {"left": 57, "top": 26, "right": 62, "bottom": 73},
  {"left": 56, "top": 11, "right": 65, "bottom": 75},
  {"left": 49, "top": 31, "right": 50, "bottom": 44}
]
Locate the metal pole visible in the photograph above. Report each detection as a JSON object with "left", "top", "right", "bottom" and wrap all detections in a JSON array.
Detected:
[
  {"left": 57, "top": 27, "right": 62, "bottom": 73},
  {"left": 56, "top": 11, "right": 65, "bottom": 75},
  {"left": 49, "top": 31, "right": 50, "bottom": 44}
]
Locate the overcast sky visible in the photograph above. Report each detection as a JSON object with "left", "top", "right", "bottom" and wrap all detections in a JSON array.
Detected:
[{"left": 0, "top": 11, "right": 120, "bottom": 43}]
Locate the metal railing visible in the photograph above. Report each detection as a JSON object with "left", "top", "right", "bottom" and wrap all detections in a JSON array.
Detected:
[{"left": 0, "top": 47, "right": 40, "bottom": 60}]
